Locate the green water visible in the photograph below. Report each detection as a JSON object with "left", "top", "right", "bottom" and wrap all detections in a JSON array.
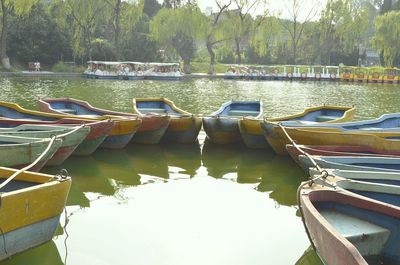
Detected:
[{"left": 1, "top": 77, "right": 399, "bottom": 265}]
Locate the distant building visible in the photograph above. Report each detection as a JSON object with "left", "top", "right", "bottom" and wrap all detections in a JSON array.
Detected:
[{"left": 205, "top": 6, "right": 213, "bottom": 16}]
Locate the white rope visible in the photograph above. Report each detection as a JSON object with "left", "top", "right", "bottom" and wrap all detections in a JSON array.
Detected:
[
  {"left": 277, "top": 123, "right": 325, "bottom": 173},
  {"left": 0, "top": 135, "right": 58, "bottom": 190}
]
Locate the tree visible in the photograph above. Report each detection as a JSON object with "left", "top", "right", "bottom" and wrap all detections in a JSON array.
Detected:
[
  {"left": 105, "top": 0, "right": 144, "bottom": 60},
  {"left": 373, "top": 11, "right": 400, "bottom": 66},
  {"left": 144, "top": 0, "right": 162, "bottom": 17},
  {"left": 0, "top": 0, "right": 38, "bottom": 69},
  {"left": 319, "top": 0, "right": 368, "bottom": 65},
  {"left": 280, "top": 0, "right": 319, "bottom": 64},
  {"left": 249, "top": 15, "right": 281, "bottom": 62},
  {"left": 54, "top": 0, "right": 108, "bottom": 61},
  {"left": 150, "top": 4, "right": 207, "bottom": 73},
  {"left": 8, "top": 3, "right": 72, "bottom": 66},
  {"left": 205, "top": 0, "right": 232, "bottom": 74}
]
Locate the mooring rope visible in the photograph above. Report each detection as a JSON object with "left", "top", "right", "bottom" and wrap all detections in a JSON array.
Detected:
[{"left": 0, "top": 135, "right": 58, "bottom": 191}]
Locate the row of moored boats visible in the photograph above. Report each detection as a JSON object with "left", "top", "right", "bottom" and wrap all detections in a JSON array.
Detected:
[{"left": 2, "top": 98, "right": 400, "bottom": 264}]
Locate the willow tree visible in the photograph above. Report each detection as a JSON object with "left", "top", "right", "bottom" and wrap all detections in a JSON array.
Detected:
[
  {"left": 52, "top": 0, "right": 109, "bottom": 61},
  {"left": 373, "top": 11, "right": 400, "bottom": 66},
  {"left": 105, "top": 0, "right": 144, "bottom": 59},
  {"left": 205, "top": 0, "right": 232, "bottom": 74},
  {"left": 150, "top": 4, "right": 207, "bottom": 73},
  {"left": 0, "top": 0, "right": 38, "bottom": 69},
  {"left": 249, "top": 15, "right": 281, "bottom": 61},
  {"left": 319, "top": 0, "right": 368, "bottom": 65},
  {"left": 281, "top": 0, "right": 319, "bottom": 64}
]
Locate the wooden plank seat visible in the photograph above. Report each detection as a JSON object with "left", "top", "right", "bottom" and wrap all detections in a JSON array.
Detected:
[
  {"left": 315, "top": 115, "right": 341, "bottom": 122},
  {"left": 139, "top": 108, "right": 167, "bottom": 114},
  {"left": 228, "top": 110, "right": 260, "bottom": 117},
  {"left": 320, "top": 210, "right": 390, "bottom": 256},
  {"left": 57, "top": 108, "right": 77, "bottom": 115}
]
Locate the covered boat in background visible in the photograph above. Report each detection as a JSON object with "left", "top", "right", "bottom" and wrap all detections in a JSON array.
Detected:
[
  {"left": 38, "top": 98, "right": 141, "bottom": 149},
  {"left": 143, "top": 63, "right": 184, "bottom": 80},
  {"left": 203, "top": 100, "right": 263, "bottom": 144},
  {"left": 0, "top": 167, "right": 71, "bottom": 261},
  {"left": 133, "top": 98, "right": 201, "bottom": 144}
]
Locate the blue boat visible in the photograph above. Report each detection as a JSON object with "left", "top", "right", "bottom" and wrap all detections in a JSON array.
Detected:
[
  {"left": 275, "top": 112, "right": 400, "bottom": 131},
  {"left": 299, "top": 155, "right": 400, "bottom": 173},
  {"left": 203, "top": 100, "right": 263, "bottom": 144},
  {"left": 309, "top": 168, "right": 400, "bottom": 206}
]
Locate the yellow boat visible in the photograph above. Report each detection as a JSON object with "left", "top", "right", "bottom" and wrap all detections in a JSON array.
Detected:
[
  {"left": 339, "top": 66, "right": 354, "bottom": 82},
  {"left": 383, "top": 68, "right": 400, "bottom": 83},
  {"left": 367, "top": 67, "right": 384, "bottom": 83},
  {"left": 266, "top": 127, "right": 400, "bottom": 155},
  {"left": 0, "top": 167, "right": 71, "bottom": 261},
  {"left": 353, "top": 67, "right": 368, "bottom": 82},
  {"left": 241, "top": 105, "right": 355, "bottom": 149}
]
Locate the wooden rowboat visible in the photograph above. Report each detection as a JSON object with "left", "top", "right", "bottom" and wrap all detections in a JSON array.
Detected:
[
  {"left": 0, "top": 124, "right": 90, "bottom": 166},
  {"left": 286, "top": 144, "right": 400, "bottom": 163},
  {"left": 261, "top": 106, "right": 355, "bottom": 154},
  {"left": 203, "top": 100, "right": 263, "bottom": 144},
  {"left": 0, "top": 118, "right": 113, "bottom": 156},
  {"left": 298, "top": 155, "right": 400, "bottom": 173},
  {"left": 0, "top": 167, "right": 71, "bottom": 261},
  {"left": 266, "top": 126, "right": 400, "bottom": 155},
  {"left": 240, "top": 105, "right": 355, "bottom": 149},
  {"left": 0, "top": 135, "right": 62, "bottom": 171},
  {"left": 0, "top": 101, "right": 114, "bottom": 154},
  {"left": 133, "top": 98, "right": 201, "bottom": 144},
  {"left": 299, "top": 181, "right": 400, "bottom": 265},
  {"left": 38, "top": 98, "right": 141, "bottom": 149}
]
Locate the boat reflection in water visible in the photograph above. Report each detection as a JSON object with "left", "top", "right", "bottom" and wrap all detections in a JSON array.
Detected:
[
  {"left": 161, "top": 142, "right": 201, "bottom": 179},
  {"left": 295, "top": 246, "right": 323, "bottom": 265},
  {"left": 201, "top": 138, "right": 244, "bottom": 179},
  {"left": 0, "top": 240, "right": 63, "bottom": 265}
]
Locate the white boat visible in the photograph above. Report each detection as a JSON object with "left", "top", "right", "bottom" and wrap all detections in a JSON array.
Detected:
[
  {"left": 143, "top": 63, "right": 184, "bottom": 80},
  {"left": 118, "top": 61, "right": 145, "bottom": 80},
  {"left": 85, "top": 61, "right": 119, "bottom": 79}
]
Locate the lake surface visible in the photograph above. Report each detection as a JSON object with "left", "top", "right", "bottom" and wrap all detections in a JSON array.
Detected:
[{"left": 1, "top": 78, "right": 399, "bottom": 265}]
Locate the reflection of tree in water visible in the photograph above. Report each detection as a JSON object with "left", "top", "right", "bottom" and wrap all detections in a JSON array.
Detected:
[
  {"left": 161, "top": 142, "right": 201, "bottom": 178},
  {"left": 126, "top": 144, "right": 169, "bottom": 179},
  {"left": 295, "top": 246, "right": 323, "bottom": 265},
  {"left": 0, "top": 240, "right": 63, "bottom": 265},
  {"left": 201, "top": 139, "right": 245, "bottom": 179},
  {"left": 256, "top": 156, "right": 308, "bottom": 207}
]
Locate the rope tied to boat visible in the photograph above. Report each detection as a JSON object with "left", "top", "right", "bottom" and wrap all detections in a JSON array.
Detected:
[
  {"left": 277, "top": 123, "right": 326, "bottom": 175},
  {"left": 0, "top": 135, "right": 58, "bottom": 191}
]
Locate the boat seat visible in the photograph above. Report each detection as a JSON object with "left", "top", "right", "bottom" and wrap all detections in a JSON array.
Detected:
[
  {"left": 228, "top": 110, "right": 259, "bottom": 117},
  {"left": 57, "top": 108, "right": 77, "bottom": 115},
  {"left": 315, "top": 115, "right": 340, "bottom": 122},
  {"left": 140, "top": 108, "right": 167, "bottom": 114},
  {"left": 78, "top": 114, "right": 100, "bottom": 118},
  {"left": 320, "top": 210, "right": 390, "bottom": 256}
]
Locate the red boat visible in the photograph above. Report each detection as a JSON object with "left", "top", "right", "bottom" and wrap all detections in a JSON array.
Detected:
[{"left": 286, "top": 144, "right": 400, "bottom": 163}]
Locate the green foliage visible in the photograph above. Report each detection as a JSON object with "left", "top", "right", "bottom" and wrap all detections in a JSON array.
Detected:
[
  {"left": 250, "top": 16, "right": 281, "bottom": 58},
  {"left": 373, "top": 11, "right": 400, "bottom": 66},
  {"left": 150, "top": 4, "right": 207, "bottom": 72},
  {"left": 52, "top": 61, "right": 85, "bottom": 72},
  {"left": 7, "top": 3, "right": 71, "bottom": 66}
]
